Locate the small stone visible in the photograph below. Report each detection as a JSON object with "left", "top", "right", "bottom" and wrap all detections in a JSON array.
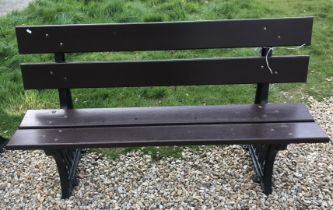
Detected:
[{"left": 0, "top": 183, "right": 6, "bottom": 190}]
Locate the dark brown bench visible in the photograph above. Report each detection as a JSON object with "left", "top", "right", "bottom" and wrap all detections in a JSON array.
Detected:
[{"left": 6, "top": 17, "right": 330, "bottom": 199}]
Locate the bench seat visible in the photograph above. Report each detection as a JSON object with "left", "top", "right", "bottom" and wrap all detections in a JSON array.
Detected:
[{"left": 7, "top": 104, "right": 329, "bottom": 150}]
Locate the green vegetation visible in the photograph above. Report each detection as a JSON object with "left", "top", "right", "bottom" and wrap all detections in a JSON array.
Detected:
[{"left": 0, "top": 0, "right": 332, "bottom": 159}]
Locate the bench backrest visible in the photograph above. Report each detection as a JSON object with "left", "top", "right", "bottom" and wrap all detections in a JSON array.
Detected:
[{"left": 16, "top": 17, "right": 313, "bottom": 107}]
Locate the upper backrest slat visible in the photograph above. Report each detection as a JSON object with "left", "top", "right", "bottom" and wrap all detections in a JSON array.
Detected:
[{"left": 16, "top": 17, "right": 313, "bottom": 54}]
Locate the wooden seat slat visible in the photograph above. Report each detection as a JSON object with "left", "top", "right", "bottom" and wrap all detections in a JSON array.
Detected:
[
  {"left": 7, "top": 122, "right": 329, "bottom": 150},
  {"left": 20, "top": 104, "right": 313, "bottom": 129}
]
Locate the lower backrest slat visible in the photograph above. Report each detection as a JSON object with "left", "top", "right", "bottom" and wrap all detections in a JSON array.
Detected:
[{"left": 21, "top": 56, "right": 309, "bottom": 89}]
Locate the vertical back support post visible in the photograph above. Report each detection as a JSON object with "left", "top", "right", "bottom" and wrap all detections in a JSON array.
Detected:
[
  {"left": 255, "top": 47, "right": 272, "bottom": 104},
  {"left": 44, "top": 53, "right": 80, "bottom": 199},
  {"left": 247, "top": 47, "right": 287, "bottom": 195},
  {"left": 55, "top": 53, "right": 73, "bottom": 109}
]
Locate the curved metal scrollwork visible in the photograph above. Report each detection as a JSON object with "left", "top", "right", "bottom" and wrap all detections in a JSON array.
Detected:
[{"left": 247, "top": 144, "right": 287, "bottom": 195}]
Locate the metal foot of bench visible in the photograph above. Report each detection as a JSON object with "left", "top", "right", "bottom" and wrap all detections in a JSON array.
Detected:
[
  {"left": 0, "top": 136, "right": 8, "bottom": 154},
  {"left": 247, "top": 144, "right": 287, "bottom": 195},
  {"left": 241, "top": 144, "right": 249, "bottom": 151},
  {"left": 45, "top": 149, "right": 82, "bottom": 199}
]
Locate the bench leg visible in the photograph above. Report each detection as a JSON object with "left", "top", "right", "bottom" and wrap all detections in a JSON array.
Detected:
[
  {"left": 45, "top": 149, "right": 81, "bottom": 199},
  {"left": 241, "top": 144, "right": 249, "bottom": 151},
  {"left": 247, "top": 144, "right": 287, "bottom": 195},
  {"left": 0, "top": 136, "right": 8, "bottom": 154}
]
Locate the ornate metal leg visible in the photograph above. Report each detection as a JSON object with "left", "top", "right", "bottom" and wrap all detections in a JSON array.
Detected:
[
  {"left": 0, "top": 136, "right": 8, "bottom": 154},
  {"left": 45, "top": 149, "right": 81, "bottom": 199},
  {"left": 241, "top": 144, "right": 249, "bottom": 151},
  {"left": 248, "top": 144, "right": 287, "bottom": 195}
]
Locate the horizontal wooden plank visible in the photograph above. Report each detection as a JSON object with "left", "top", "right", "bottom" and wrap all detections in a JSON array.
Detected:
[
  {"left": 21, "top": 56, "right": 309, "bottom": 89},
  {"left": 20, "top": 104, "right": 314, "bottom": 129},
  {"left": 16, "top": 17, "right": 313, "bottom": 54},
  {"left": 7, "top": 122, "right": 329, "bottom": 150}
]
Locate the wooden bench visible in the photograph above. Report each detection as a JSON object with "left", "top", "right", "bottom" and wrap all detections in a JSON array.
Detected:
[{"left": 6, "top": 17, "right": 330, "bottom": 199}]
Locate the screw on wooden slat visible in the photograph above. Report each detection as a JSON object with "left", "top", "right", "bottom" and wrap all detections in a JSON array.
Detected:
[
  {"left": 59, "top": 42, "right": 64, "bottom": 46},
  {"left": 277, "top": 35, "right": 281, "bottom": 39},
  {"left": 45, "top": 33, "right": 49, "bottom": 37},
  {"left": 26, "top": 29, "right": 32, "bottom": 34},
  {"left": 50, "top": 71, "right": 54, "bottom": 75},
  {"left": 263, "top": 26, "right": 267, "bottom": 31}
]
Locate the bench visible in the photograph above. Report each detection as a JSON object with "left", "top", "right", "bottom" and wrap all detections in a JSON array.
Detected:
[{"left": 6, "top": 17, "right": 330, "bottom": 199}]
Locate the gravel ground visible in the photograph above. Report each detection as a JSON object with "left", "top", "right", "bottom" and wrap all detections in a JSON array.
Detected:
[
  {"left": 0, "top": 97, "right": 332, "bottom": 209},
  {"left": 0, "top": 0, "right": 34, "bottom": 16}
]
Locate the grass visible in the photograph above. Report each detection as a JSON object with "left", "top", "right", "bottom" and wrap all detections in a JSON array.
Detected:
[{"left": 0, "top": 0, "right": 332, "bottom": 159}]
